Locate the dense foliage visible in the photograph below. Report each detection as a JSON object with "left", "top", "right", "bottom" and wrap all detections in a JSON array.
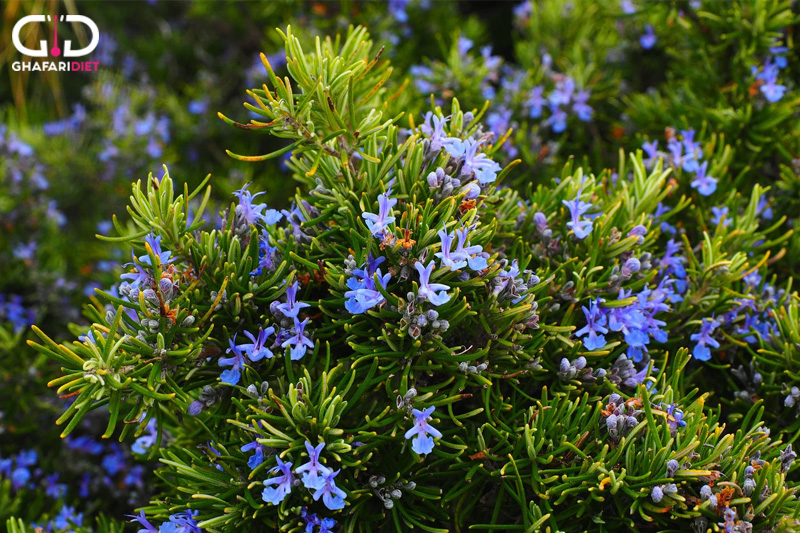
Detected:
[{"left": 3, "top": 1, "right": 800, "bottom": 532}]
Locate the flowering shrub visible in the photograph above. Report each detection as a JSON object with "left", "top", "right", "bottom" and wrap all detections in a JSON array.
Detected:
[
  {"left": 4, "top": 19, "right": 798, "bottom": 533},
  {"left": 3, "top": 2, "right": 800, "bottom": 532}
]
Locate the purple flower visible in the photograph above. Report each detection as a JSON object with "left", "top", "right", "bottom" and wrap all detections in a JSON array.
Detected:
[
  {"left": 251, "top": 232, "right": 278, "bottom": 275},
  {"left": 362, "top": 191, "right": 397, "bottom": 237},
  {"left": 435, "top": 229, "right": 467, "bottom": 270},
  {"left": 691, "top": 161, "right": 717, "bottom": 196},
  {"left": 161, "top": 510, "right": 201, "bottom": 533},
  {"left": 710, "top": 206, "right": 731, "bottom": 227},
  {"left": 757, "top": 194, "right": 774, "bottom": 220},
  {"left": 54, "top": 506, "right": 83, "bottom": 530},
  {"left": 137, "top": 233, "right": 173, "bottom": 268},
  {"left": 526, "top": 86, "right": 547, "bottom": 118},
  {"left": 642, "top": 140, "right": 659, "bottom": 168},
  {"left": 301, "top": 508, "right": 337, "bottom": 533},
  {"left": 563, "top": 189, "right": 594, "bottom": 239},
  {"left": 421, "top": 112, "right": 449, "bottom": 153},
  {"left": 546, "top": 103, "right": 568, "bottom": 133},
  {"left": 312, "top": 469, "right": 347, "bottom": 510},
  {"left": 345, "top": 258, "right": 391, "bottom": 314},
  {"left": 296, "top": 441, "right": 332, "bottom": 490},
  {"left": 132, "top": 418, "right": 158, "bottom": 454},
  {"left": 662, "top": 403, "right": 687, "bottom": 431},
  {"left": 691, "top": 317, "right": 720, "bottom": 361},
  {"left": 549, "top": 77, "right": 575, "bottom": 106},
  {"left": 233, "top": 183, "right": 283, "bottom": 226},
  {"left": 620, "top": 0, "right": 636, "bottom": 14},
  {"left": 680, "top": 130, "right": 703, "bottom": 172},
  {"left": 242, "top": 440, "right": 265, "bottom": 469},
  {"left": 755, "top": 62, "right": 786, "bottom": 102},
  {"left": 219, "top": 336, "right": 246, "bottom": 385},
  {"left": 276, "top": 281, "right": 311, "bottom": 319},
  {"left": 11, "top": 467, "right": 31, "bottom": 490},
  {"left": 281, "top": 317, "right": 315, "bottom": 360},
  {"left": 45, "top": 473, "right": 67, "bottom": 499},
  {"left": 124, "top": 465, "right": 146, "bottom": 488},
  {"left": 575, "top": 299, "right": 608, "bottom": 351},
  {"left": 414, "top": 261, "right": 451, "bottom": 306},
  {"left": 262, "top": 456, "right": 294, "bottom": 505},
  {"left": 65, "top": 436, "right": 104, "bottom": 455},
  {"left": 128, "top": 510, "right": 159, "bottom": 533},
  {"left": 445, "top": 138, "right": 501, "bottom": 185},
  {"left": 572, "top": 90, "right": 593, "bottom": 122},
  {"left": 454, "top": 227, "right": 488, "bottom": 271},
  {"left": 188, "top": 97, "right": 209, "bottom": 115},
  {"left": 101, "top": 445, "right": 126, "bottom": 476},
  {"left": 457, "top": 36, "right": 473, "bottom": 56},
  {"left": 238, "top": 326, "right": 276, "bottom": 361},
  {"left": 640, "top": 24, "right": 656, "bottom": 49},
  {"left": 405, "top": 406, "right": 442, "bottom": 455}
]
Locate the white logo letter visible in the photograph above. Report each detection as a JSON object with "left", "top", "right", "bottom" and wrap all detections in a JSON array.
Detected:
[
  {"left": 63, "top": 15, "right": 99, "bottom": 57},
  {"left": 12, "top": 15, "right": 48, "bottom": 57}
]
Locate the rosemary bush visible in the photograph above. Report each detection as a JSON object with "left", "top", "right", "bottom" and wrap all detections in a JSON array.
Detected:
[{"left": 3, "top": 2, "right": 800, "bottom": 533}]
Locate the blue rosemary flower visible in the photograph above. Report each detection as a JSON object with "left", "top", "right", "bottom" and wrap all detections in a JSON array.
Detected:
[
  {"left": 446, "top": 138, "right": 501, "bottom": 185},
  {"left": 132, "top": 418, "right": 158, "bottom": 454},
  {"left": 138, "top": 233, "right": 174, "bottom": 267},
  {"left": 710, "top": 206, "right": 731, "bottom": 227},
  {"left": 281, "top": 317, "right": 315, "bottom": 360},
  {"left": 345, "top": 257, "right": 391, "bottom": 314},
  {"left": 219, "top": 335, "right": 247, "bottom": 385},
  {"left": 435, "top": 229, "right": 467, "bottom": 270},
  {"left": 546, "top": 103, "right": 568, "bottom": 133},
  {"left": 405, "top": 406, "right": 442, "bottom": 455},
  {"left": 233, "top": 183, "right": 283, "bottom": 227},
  {"left": 526, "top": 86, "right": 547, "bottom": 119},
  {"left": 262, "top": 456, "right": 294, "bottom": 505},
  {"left": 575, "top": 299, "right": 608, "bottom": 351},
  {"left": 362, "top": 191, "right": 397, "bottom": 237},
  {"left": 421, "top": 112, "right": 449, "bottom": 153},
  {"left": 238, "top": 326, "right": 276, "bottom": 361},
  {"left": 296, "top": 441, "right": 332, "bottom": 490},
  {"left": 642, "top": 140, "right": 659, "bottom": 168},
  {"left": 640, "top": 24, "right": 656, "bottom": 49},
  {"left": 160, "top": 510, "right": 201, "bottom": 533},
  {"left": 301, "top": 508, "right": 337, "bottom": 533},
  {"left": 691, "top": 317, "right": 720, "bottom": 361},
  {"left": 414, "top": 261, "right": 452, "bottom": 306},
  {"left": 754, "top": 61, "right": 786, "bottom": 102},
  {"left": 312, "top": 469, "right": 347, "bottom": 510},
  {"left": 454, "top": 227, "right": 488, "bottom": 270},
  {"left": 250, "top": 232, "right": 278, "bottom": 276},
  {"left": 276, "top": 281, "right": 311, "bottom": 319},
  {"left": 241, "top": 440, "right": 265, "bottom": 470},
  {"left": 690, "top": 161, "right": 717, "bottom": 196},
  {"left": 563, "top": 189, "right": 594, "bottom": 239},
  {"left": 572, "top": 90, "right": 593, "bottom": 122},
  {"left": 128, "top": 510, "right": 159, "bottom": 532},
  {"left": 53, "top": 505, "right": 84, "bottom": 530}
]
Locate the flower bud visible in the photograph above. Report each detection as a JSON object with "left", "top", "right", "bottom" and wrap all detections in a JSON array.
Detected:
[
  {"left": 159, "top": 278, "right": 174, "bottom": 300},
  {"left": 143, "top": 289, "right": 159, "bottom": 306},
  {"left": 650, "top": 485, "right": 663, "bottom": 502},
  {"left": 665, "top": 459, "right": 679, "bottom": 478}
]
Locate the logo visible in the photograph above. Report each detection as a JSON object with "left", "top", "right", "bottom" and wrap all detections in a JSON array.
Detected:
[{"left": 11, "top": 12, "right": 101, "bottom": 72}]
